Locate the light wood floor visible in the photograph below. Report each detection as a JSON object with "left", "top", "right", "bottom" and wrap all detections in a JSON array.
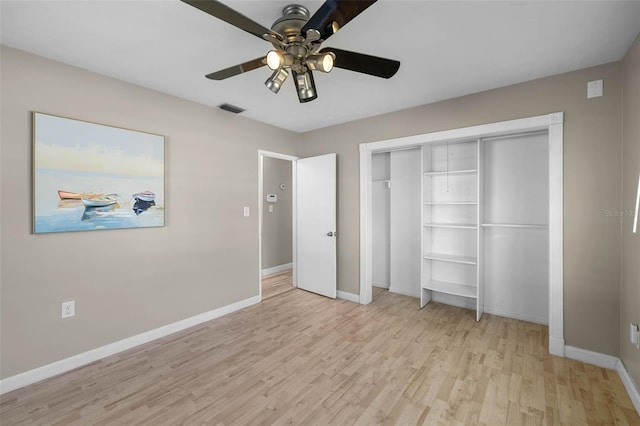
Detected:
[
  {"left": 262, "top": 269, "right": 294, "bottom": 300},
  {"left": 1, "top": 281, "right": 638, "bottom": 425}
]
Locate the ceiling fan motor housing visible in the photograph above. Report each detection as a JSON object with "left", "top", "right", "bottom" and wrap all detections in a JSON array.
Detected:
[{"left": 271, "top": 4, "right": 310, "bottom": 38}]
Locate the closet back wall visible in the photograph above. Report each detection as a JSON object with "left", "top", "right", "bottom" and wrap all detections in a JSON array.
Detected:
[
  {"left": 0, "top": 46, "right": 300, "bottom": 379},
  {"left": 300, "top": 61, "right": 622, "bottom": 356}
]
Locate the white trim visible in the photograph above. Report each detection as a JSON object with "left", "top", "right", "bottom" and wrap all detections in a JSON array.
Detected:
[
  {"left": 432, "top": 293, "right": 476, "bottom": 310},
  {"left": 372, "top": 281, "right": 390, "bottom": 289},
  {"left": 364, "top": 114, "right": 556, "bottom": 152},
  {"left": 618, "top": 359, "right": 640, "bottom": 415},
  {"left": 633, "top": 173, "right": 639, "bottom": 233},
  {"left": 258, "top": 150, "right": 299, "bottom": 162},
  {"left": 259, "top": 154, "right": 264, "bottom": 300},
  {"left": 548, "top": 114, "right": 564, "bottom": 356},
  {"left": 292, "top": 160, "right": 298, "bottom": 289},
  {"left": 549, "top": 336, "right": 566, "bottom": 356},
  {"left": 258, "top": 150, "right": 299, "bottom": 301},
  {"left": 337, "top": 290, "right": 359, "bottom": 303},
  {"left": 262, "top": 263, "right": 293, "bottom": 276},
  {"left": 388, "top": 287, "right": 420, "bottom": 299},
  {"left": 359, "top": 112, "right": 564, "bottom": 357},
  {"left": 483, "top": 305, "right": 547, "bottom": 325},
  {"left": 564, "top": 345, "right": 619, "bottom": 370},
  {"left": 0, "top": 295, "right": 260, "bottom": 395},
  {"left": 359, "top": 145, "right": 373, "bottom": 304}
]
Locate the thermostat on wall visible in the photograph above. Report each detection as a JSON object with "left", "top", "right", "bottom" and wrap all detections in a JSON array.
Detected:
[{"left": 266, "top": 194, "right": 277, "bottom": 203}]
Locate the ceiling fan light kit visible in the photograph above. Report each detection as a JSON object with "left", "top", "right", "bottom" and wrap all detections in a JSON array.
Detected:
[
  {"left": 182, "top": 0, "right": 400, "bottom": 103},
  {"left": 293, "top": 70, "right": 317, "bottom": 102},
  {"left": 265, "top": 68, "right": 289, "bottom": 94},
  {"left": 306, "top": 52, "right": 335, "bottom": 73}
]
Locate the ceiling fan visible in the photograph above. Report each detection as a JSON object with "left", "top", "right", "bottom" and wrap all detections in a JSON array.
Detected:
[{"left": 181, "top": 0, "right": 400, "bottom": 103}]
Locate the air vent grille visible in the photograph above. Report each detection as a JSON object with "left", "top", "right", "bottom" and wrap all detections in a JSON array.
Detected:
[{"left": 218, "top": 103, "right": 245, "bottom": 114}]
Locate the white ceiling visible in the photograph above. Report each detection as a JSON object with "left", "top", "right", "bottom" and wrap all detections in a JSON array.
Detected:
[{"left": 2, "top": 1, "right": 640, "bottom": 132}]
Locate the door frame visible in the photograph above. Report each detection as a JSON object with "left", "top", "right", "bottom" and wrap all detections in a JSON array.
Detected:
[
  {"left": 359, "top": 112, "right": 565, "bottom": 357},
  {"left": 258, "top": 150, "right": 298, "bottom": 301}
]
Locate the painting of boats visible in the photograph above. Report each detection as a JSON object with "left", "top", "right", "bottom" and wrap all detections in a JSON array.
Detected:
[{"left": 34, "top": 112, "right": 165, "bottom": 233}]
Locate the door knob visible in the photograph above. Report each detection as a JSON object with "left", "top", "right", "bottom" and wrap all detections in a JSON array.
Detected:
[{"left": 327, "top": 231, "right": 335, "bottom": 237}]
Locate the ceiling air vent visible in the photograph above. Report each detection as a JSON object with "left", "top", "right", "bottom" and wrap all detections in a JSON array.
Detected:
[{"left": 218, "top": 103, "right": 245, "bottom": 114}]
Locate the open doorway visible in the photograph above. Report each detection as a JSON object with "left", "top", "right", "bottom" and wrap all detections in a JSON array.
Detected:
[{"left": 259, "top": 151, "right": 297, "bottom": 301}]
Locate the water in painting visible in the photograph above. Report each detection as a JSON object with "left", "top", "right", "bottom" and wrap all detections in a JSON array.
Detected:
[{"left": 33, "top": 113, "right": 164, "bottom": 233}]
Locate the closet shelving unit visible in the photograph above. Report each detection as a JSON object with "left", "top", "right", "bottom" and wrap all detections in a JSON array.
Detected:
[{"left": 421, "top": 139, "right": 483, "bottom": 320}]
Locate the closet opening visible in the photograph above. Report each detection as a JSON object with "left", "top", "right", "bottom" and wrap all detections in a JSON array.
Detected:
[{"left": 360, "top": 113, "right": 565, "bottom": 356}]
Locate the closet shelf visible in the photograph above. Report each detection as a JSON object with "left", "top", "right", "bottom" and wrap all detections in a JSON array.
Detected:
[
  {"left": 423, "top": 223, "right": 477, "bottom": 229},
  {"left": 423, "top": 169, "right": 477, "bottom": 176},
  {"left": 423, "top": 253, "right": 477, "bottom": 265},
  {"left": 373, "top": 179, "right": 390, "bottom": 183},
  {"left": 422, "top": 280, "right": 477, "bottom": 298},
  {"left": 423, "top": 201, "right": 478, "bottom": 205},
  {"left": 482, "top": 223, "right": 548, "bottom": 229}
]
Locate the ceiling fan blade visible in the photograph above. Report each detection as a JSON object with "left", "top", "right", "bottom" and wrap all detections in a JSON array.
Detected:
[
  {"left": 320, "top": 48, "right": 400, "bottom": 79},
  {"left": 181, "top": 0, "right": 279, "bottom": 40},
  {"left": 302, "top": 0, "right": 376, "bottom": 41},
  {"left": 205, "top": 57, "right": 265, "bottom": 80}
]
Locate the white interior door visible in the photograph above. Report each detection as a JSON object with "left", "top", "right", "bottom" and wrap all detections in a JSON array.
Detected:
[{"left": 296, "top": 153, "right": 337, "bottom": 298}]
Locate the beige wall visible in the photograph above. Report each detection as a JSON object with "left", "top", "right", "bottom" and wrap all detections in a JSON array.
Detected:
[
  {"left": 262, "top": 157, "right": 292, "bottom": 270},
  {"left": 0, "top": 46, "right": 299, "bottom": 379},
  {"left": 621, "top": 34, "right": 640, "bottom": 387},
  {"left": 300, "top": 62, "right": 623, "bottom": 356}
]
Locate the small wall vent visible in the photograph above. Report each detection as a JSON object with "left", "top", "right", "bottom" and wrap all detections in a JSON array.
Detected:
[{"left": 218, "top": 103, "right": 245, "bottom": 114}]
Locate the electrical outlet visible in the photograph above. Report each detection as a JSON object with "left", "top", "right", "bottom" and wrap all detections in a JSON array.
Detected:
[{"left": 61, "top": 301, "right": 75, "bottom": 319}]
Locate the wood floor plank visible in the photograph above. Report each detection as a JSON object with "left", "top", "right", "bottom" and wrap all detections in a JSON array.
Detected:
[
  {"left": 1, "top": 276, "right": 638, "bottom": 425},
  {"left": 261, "top": 269, "right": 294, "bottom": 300}
]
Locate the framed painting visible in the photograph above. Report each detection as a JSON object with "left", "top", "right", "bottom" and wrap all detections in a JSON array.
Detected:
[{"left": 33, "top": 112, "right": 165, "bottom": 233}]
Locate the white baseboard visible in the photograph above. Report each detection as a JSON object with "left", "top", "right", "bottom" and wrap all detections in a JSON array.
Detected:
[
  {"left": 337, "top": 290, "right": 359, "bottom": 303},
  {"left": 617, "top": 359, "right": 640, "bottom": 415},
  {"left": 483, "top": 305, "right": 548, "bottom": 326},
  {"left": 564, "top": 345, "right": 619, "bottom": 370},
  {"left": 431, "top": 292, "right": 476, "bottom": 310},
  {"left": 564, "top": 345, "right": 640, "bottom": 416},
  {"left": 262, "top": 263, "right": 293, "bottom": 276},
  {"left": 388, "top": 286, "right": 420, "bottom": 299},
  {"left": 372, "top": 281, "right": 389, "bottom": 289},
  {"left": 0, "top": 295, "right": 261, "bottom": 395},
  {"left": 548, "top": 336, "right": 565, "bottom": 357}
]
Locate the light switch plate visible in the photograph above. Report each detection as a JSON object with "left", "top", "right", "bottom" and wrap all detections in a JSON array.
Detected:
[
  {"left": 243, "top": 206, "right": 250, "bottom": 217},
  {"left": 587, "top": 80, "right": 603, "bottom": 98}
]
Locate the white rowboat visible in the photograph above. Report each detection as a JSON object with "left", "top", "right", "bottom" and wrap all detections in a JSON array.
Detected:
[{"left": 82, "top": 195, "right": 117, "bottom": 208}]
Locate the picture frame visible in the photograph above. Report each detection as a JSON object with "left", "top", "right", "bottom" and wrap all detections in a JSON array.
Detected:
[{"left": 33, "top": 112, "right": 165, "bottom": 234}]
